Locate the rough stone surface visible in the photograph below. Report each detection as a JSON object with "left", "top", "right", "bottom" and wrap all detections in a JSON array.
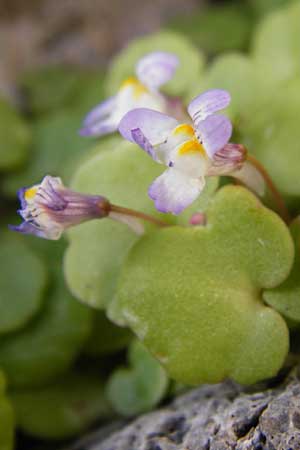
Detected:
[{"left": 69, "top": 368, "right": 300, "bottom": 450}]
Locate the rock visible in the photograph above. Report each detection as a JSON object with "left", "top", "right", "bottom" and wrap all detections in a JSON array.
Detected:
[{"left": 68, "top": 368, "right": 300, "bottom": 450}]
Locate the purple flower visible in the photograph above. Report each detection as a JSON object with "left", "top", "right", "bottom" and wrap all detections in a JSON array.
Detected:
[
  {"left": 118, "top": 89, "right": 246, "bottom": 214},
  {"left": 79, "top": 52, "right": 179, "bottom": 137},
  {"left": 9, "top": 176, "right": 111, "bottom": 240}
]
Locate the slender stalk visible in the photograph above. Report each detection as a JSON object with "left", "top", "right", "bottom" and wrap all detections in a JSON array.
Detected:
[
  {"left": 110, "top": 204, "right": 169, "bottom": 228},
  {"left": 246, "top": 154, "right": 291, "bottom": 224}
]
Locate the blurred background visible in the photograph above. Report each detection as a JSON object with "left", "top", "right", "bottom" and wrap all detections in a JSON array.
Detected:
[{"left": 0, "top": 0, "right": 299, "bottom": 449}]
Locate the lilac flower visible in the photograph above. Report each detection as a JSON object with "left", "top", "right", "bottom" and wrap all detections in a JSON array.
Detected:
[
  {"left": 119, "top": 89, "right": 248, "bottom": 214},
  {"left": 79, "top": 51, "right": 179, "bottom": 137},
  {"left": 9, "top": 176, "right": 145, "bottom": 240}
]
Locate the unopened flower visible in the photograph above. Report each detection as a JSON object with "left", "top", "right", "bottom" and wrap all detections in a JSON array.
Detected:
[
  {"left": 9, "top": 176, "right": 146, "bottom": 240},
  {"left": 119, "top": 89, "right": 248, "bottom": 214},
  {"left": 80, "top": 51, "right": 179, "bottom": 137}
]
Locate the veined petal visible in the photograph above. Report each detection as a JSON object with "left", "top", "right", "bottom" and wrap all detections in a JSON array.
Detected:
[
  {"left": 207, "top": 143, "right": 247, "bottom": 176},
  {"left": 136, "top": 51, "right": 179, "bottom": 90},
  {"left": 148, "top": 168, "right": 205, "bottom": 215},
  {"left": 119, "top": 108, "right": 179, "bottom": 163},
  {"left": 188, "top": 89, "right": 231, "bottom": 125},
  {"left": 195, "top": 114, "right": 232, "bottom": 158},
  {"left": 9, "top": 222, "right": 58, "bottom": 239}
]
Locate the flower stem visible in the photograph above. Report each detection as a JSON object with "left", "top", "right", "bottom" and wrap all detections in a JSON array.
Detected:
[
  {"left": 110, "top": 204, "right": 169, "bottom": 228},
  {"left": 246, "top": 154, "right": 291, "bottom": 224}
]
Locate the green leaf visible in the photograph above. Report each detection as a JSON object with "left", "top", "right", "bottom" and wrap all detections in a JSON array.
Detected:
[
  {"left": 168, "top": 3, "right": 253, "bottom": 55},
  {"left": 0, "top": 232, "right": 47, "bottom": 334},
  {"left": 264, "top": 220, "right": 300, "bottom": 322},
  {"left": 115, "top": 186, "right": 293, "bottom": 385},
  {"left": 106, "top": 340, "right": 168, "bottom": 417},
  {"left": 105, "top": 31, "right": 205, "bottom": 100},
  {"left": 21, "top": 65, "right": 106, "bottom": 115},
  {"left": 84, "top": 311, "right": 132, "bottom": 357},
  {"left": 189, "top": 53, "right": 275, "bottom": 126},
  {"left": 240, "top": 78, "right": 300, "bottom": 205},
  {"left": 0, "top": 97, "right": 32, "bottom": 171},
  {"left": 64, "top": 139, "right": 175, "bottom": 310},
  {"left": 3, "top": 109, "right": 92, "bottom": 197},
  {"left": 11, "top": 372, "right": 112, "bottom": 439},
  {"left": 0, "top": 263, "right": 92, "bottom": 388},
  {"left": 252, "top": 1, "right": 300, "bottom": 83},
  {"left": 64, "top": 139, "right": 217, "bottom": 312},
  {"left": 0, "top": 370, "right": 15, "bottom": 450}
]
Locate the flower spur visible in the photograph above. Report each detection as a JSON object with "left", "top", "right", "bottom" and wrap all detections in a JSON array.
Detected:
[
  {"left": 119, "top": 89, "right": 252, "bottom": 214},
  {"left": 80, "top": 51, "right": 179, "bottom": 137}
]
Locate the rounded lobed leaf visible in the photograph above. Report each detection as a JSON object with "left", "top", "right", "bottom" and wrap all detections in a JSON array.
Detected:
[
  {"left": 0, "top": 232, "right": 47, "bottom": 335},
  {"left": 0, "top": 262, "right": 92, "bottom": 388},
  {"left": 63, "top": 140, "right": 173, "bottom": 310},
  {"left": 252, "top": 1, "right": 300, "bottom": 83},
  {"left": 264, "top": 220, "right": 300, "bottom": 323},
  {"left": 106, "top": 340, "right": 168, "bottom": 417},
  {"left": 115, "top": 186, "right": 293, "bottom": 385}
]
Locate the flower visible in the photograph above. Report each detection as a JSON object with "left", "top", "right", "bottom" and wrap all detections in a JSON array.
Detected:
[
  {"left": 119, "top": 89, "right": 247, "bottom": 214},
  {"left": 79, "top": 51, "right": 179, "bottom": 137},
  {"left": 9, "top": 176, "right": 110, "bottom": 240}
]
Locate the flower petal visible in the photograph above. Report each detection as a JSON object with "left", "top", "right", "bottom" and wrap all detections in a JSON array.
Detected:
[
  {"left": 8, "top": 222, "right": 61, "bottom": 240},
  {"left": 79, "top": 118, "right": 117, "bottom": 137},
  {"left": 136, "top": 52, "right": 179, "bottom": 90},
  {"left": 195, "top": 114, "right": 232, "bottom": 158},
  {"left": 188, "top": 89, "right": 231, "bottom": 125},
  {"left": 148, "top": 168, "right": 205, "bottom": 215},
  {"left": 82, "top": 96, "right": 116, "bottom": 127},
  {"left": 118, "top": 108, "right": 179, "bottom": 163}
]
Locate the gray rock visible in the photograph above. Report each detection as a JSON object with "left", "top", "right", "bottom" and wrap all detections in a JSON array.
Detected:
[{"left": 69, "top": 369, "right": 300, "bottom": 450}]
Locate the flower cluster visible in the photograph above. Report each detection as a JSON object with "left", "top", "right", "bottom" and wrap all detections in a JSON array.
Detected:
[{"left": 11, "top": 51, "right": 273, "bottom": 239}]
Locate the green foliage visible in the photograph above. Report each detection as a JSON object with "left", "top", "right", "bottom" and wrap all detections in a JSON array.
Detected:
[
  {"left": 64, "top": 139, "right": 174, "bottom": 310},
  {"left": 168, "top": 3, "right": 253, "bottom": 55},
  {"left": 0, "top": 232, "right": 47, "bottom": 335},
  {"left": 0, "top": 371, "right": 15, "bottom": 450},
  {"left": 21, "top": 65, "right": 106, "bottom": 116},
  {"left": 0, "top": 97, "right": 32, "bottom": 172},
  {"left": 105, "top": 31, "right": 205, "bottom": 100},
  {"left": 3, "top": 110, "right": 92, "bottom": 197},
  {"left": 190, "top": 52, "right": 274, "bottom": 124},
  {"left": 84, "top": 311, "right": 132, "bottom": 357},
  {"left": 106, "top": 340, "right": 168, "bottom": 417},
  {"left": 11, "top": 372, "right": 112, "bottom": 439},
  {"left": 0, "top": 257, "right": 92, "bottom": 388},
  {"left": 64, "top": 139, "right": 217, "bottom": 311},
  {"left": 240, "top": 79, "right": 300, "bottom": 204},
  {"left": 264, "top": 220, "right": 300, "bottom": 322},
  {"left": 252, "top": 1, "right": 300, "bottom": 83},
  {"left": 115, "top": 186, "right": 293, "bottom": 385}
]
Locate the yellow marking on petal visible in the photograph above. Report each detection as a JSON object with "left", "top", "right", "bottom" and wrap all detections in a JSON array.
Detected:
[
  {"left": 172, "top": 124, "right": 194, "bottom": 137},
  {"left": 120, "top": 76, "right": 148, "bottom": 99},
  {"left": 24, "top": 186, "right": 38, "bottom": 200},
  {"left": 178, "top": 139, "right": 207, "bottom": 156}
]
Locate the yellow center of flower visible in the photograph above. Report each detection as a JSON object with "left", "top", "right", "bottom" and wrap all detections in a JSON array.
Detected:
[
  {"left": 178, "top": 139, "right": 206, "bottom": 156},
  {"left": 120, "top": 76, "right": 148, "bottom": 99},
  {"left": 24, "top": 186, "right": 38, "bottom": 200},
  {"left": 173, "top": 124, "right": 207, "bottom": 157},
  {"left": 172, "top": 124, "right": 194, "bottom": 137}
]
